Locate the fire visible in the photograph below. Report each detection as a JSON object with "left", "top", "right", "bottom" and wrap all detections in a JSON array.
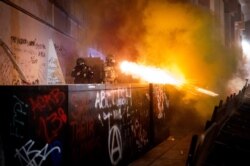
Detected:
[
  {"left": 120, "top": 60, "right": 218, "bottom": 97},
  {"left": 120, "top": 61, "right": 185, "bottom": 86},
  {"left": 195, "top": 87, "right": 218, "bottom": 97}
]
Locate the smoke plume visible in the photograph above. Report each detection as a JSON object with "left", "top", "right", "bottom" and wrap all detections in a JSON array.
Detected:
[{"left": 78, "top": 0, "right": 243, "bottom": 128}]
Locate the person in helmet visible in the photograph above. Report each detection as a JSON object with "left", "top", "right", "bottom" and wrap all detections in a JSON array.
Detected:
[
  {"left": 71, "top": 57, "right": 94, "bottom": 83},
  {"left": 103, "top": 54, "right": 117, "bottom": 83}
]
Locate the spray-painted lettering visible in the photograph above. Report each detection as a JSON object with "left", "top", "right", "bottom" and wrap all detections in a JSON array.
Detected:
[
  {"left": 29, "top": 89, "right": 67, "bottom": 142},
  {"left": 154, "top": 86, "right": 169, "bottom": 119},
  {"left": 10, "top": 96, "right": 28, "bottom": 139},
  {"left": 15, "top": 139, "right": 61, "bottom": 166},
  {"left": 108, "top": 125, "right": 122, "bottom": 165},
  {"left": 11, "top": 36, "right": 46, "bottom": 50},
  {"left": 29, "top": 88, "right": 65, "bottom": 113},
  {"left": 131, "top": 118, "right": 149, "bottom": 149},
  {"left": 70, "top": 110, "right": 95, "bottom": 143},
  {"left": 54, "top": 44, "right": 64, "bottom": 56},
  {"left": 69, "top": 93, "right": 100, "bottom": 161},
  {"left": 95, "top": 87, "right": 132, "bottom": 109}
]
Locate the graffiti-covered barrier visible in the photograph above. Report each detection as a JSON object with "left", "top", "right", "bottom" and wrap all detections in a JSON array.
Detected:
[{"left": 0, "top": 83, "right": 171, "bottom": 166}]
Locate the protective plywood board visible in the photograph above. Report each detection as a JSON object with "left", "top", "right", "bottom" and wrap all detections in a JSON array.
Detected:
[
  {"left": 0, "top": 2, "right": 77, "bottom": 85},
  {"left": 47, "top": 39, "right": 66, "bottom": 84}
]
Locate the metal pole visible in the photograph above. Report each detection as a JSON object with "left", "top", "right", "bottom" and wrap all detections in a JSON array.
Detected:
[{"left": 149, "top": 83, "right": 155, "bottom": 145}]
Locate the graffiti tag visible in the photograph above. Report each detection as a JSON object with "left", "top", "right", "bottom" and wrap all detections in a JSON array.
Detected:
[
  {"left": 108, "top": 125, "right": 122, "bottom": 165},
  {"left": 29, "top": 88, "right": 67, "bottom": 142},
  {"left": 15, "top": 140, "right": 61, "bottom": 166},
  {"left": 95, "top": 88, "right": 132, "bottom": 109},
  {"left": 10, "top": 95, "right": 28, "bottom": 139}
]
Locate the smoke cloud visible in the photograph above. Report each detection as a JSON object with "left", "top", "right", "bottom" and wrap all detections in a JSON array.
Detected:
[
  {"left": 78, "top": 0, "right": 243, "bottom": 128},
  {"left": 79, "top": 0, "right": 148, "bottom": 61}
]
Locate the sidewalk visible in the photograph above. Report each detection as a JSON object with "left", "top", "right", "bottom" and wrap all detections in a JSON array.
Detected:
[{"left": 129, "top": 128, "right": 201, "bottom": 166}]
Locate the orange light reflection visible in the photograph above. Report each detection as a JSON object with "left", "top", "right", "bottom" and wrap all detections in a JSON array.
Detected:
[{"left": 120, "top": 60, "right": 218, "bottom": 97}]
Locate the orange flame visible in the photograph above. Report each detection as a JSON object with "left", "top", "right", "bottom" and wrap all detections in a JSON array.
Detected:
[
  {"left": 195, "top": 87, "right": 218, "bottom": 97},
  {"left": 120, "top": 60, "right": 218, "bottom": 97},
  {"left": 120, "top": 61, "right": 185, "bottom": 86}
]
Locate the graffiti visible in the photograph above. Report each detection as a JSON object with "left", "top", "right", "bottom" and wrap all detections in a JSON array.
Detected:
[
  {"left": 97, "top": 109, "right": 122, "bottom": 126},
  {"left": 94, "top": 87, "right": 151, "bottom": 164},
  {"left": 31, "top": 55, "right": 38, "bottom": 64},
  {"left": 53, "top": 44, "right": 64, "bottom": 56},
  {"left": 12, "top": 78, "right": 22, "bottom": 85},
  {"left": 0, "top": 84, "right": 170, "bottom": 166},
  {"left": 103, "top": 112, "right": 112, "bottom": 120},
  {"left": 69, "top": 118, "right": 97, "bottom": 162},
  {"left": 0, "top": 50, "right": 21, "bottom": 85},
  {"left": 9, "top": 35, "right": 47, "bottom": 84},
  {"left": 11, "top": 36, "right": 46, "bottom": 50},
  {"left": 97, "top": 112, "right": 112, "bottom": 128},
  {"left": 154, "top": 86, "right": 169, "bottom": 119},
  {"left": 96, "top": 106, "right": 124, "bottom": 165},
  {"left": 10, "top": 95, "right": 28, "bottom": 139},
  {"left": 69, "top": 95, "right": 95, "bottom": 138},
  {"left": 131, "top": 118, "right": 149, "bottom": 149},
  {"left": 38, "top": 108, "right": 67, "bottom": 143},
  {"left": 95, "top": 91, "right": 107, "bottom": 109},
  {"left": 29, "top": 89, "right": 67, "bottom": 143},
  {"left": 38, "top": 51, "right": 46, "bottom": 57},
  {"left": 108, "top": 125, "right": 122, "bottom": 165},
  {"left": 29, "top": 88, "right": 65, "bottom": 113},
  {"left": 98, "top": 114, "right": 104, "bottom": 126},
  {"left": 70, "top": 110, "right": 95, "bottom": 143},
  {"left": 95, "top": 87, "right": 132, "bottom": 109},
  {"left": 15, "top": 139, "right": 61, "bottom": 166},
  {"left": 166, "top": 95, "right": 169, "bottom": 109},
  {"left": 31, "top": 79, "right": 40, "bottom": 85},
  {"left": 112, "top": 109, "right": 122, "bottom": 120},
  {"left": 70, "top": 94, "right": 93, "bottom": 109},
  {"left": 69, "top": 94, "right": 100, "bottom": 162},
  {"left": 23, "top": 49, "right": 36, "bottom": 56},
  {"left": 49, "top": 141, "right": 63, "bottom": 166}
]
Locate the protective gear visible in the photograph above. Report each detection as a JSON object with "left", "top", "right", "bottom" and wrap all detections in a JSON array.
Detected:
[
  {"left": 103, "top": 54, "right": 117, "bottom": 83},
  {"left": 71, "top": 58, "right": 94, "bottom": 83},
  {"left": 76, "top": 58, "right": 85, "bottom": 65}
]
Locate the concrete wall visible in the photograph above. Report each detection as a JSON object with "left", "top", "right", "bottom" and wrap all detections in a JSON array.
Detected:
[
  {"left": 210, "top": 0, "right": 225, "bottom": 45},
  {"left": 0, "top": 1, "right": 87, "bottom": 85}
]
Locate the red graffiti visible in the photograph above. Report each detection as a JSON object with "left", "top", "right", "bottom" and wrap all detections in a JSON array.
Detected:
[
  {"left": 71, "top": 120, "right": 95, "bottom": 141},
  {"left": 29, "top": 88, "right": 67, "bottom": 143},
  {"left": 38, "top": 108, "right": 67, "bottom": 143},
  {"left": 70, "top": 110, "right": 95, "bottom": 142},
  {"left": 29, "top": 88, "right": 65, "bottom": 114},
  {"left": 69, "top": 97, "right": 97, "bottom": 160},
  {"left": 70, "top": 115, "right": 96, "bottom": 162}
]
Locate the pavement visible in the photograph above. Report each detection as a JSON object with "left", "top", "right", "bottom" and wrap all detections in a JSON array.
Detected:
[{"left": 129, "top": 127, "right": 201, "bottom": 166}]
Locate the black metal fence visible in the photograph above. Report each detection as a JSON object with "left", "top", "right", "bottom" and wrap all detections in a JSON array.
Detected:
[{"left": 186, "top": 84, "right": 249, "bottom": 166}]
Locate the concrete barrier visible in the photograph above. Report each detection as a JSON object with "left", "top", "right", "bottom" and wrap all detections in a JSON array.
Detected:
[{"left": 0, "top": 83, "right": 171, "bottom": 166}]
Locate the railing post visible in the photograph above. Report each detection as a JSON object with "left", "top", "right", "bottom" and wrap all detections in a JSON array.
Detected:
[{"left": 149, "top": 83, "right": 155, "bottom": 146}]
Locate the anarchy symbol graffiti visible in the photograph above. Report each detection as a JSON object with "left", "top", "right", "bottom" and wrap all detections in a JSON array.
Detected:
[{"left": 108, "top": 125, "right": 122, "bottom": 165}]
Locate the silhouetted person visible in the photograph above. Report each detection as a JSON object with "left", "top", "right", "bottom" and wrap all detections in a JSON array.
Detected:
[
  {"left": 71, "top": 57, "right": 94, "bottom": 83},
  {"left": 103, "top": 55, "right": 117, "bottom": 83}
]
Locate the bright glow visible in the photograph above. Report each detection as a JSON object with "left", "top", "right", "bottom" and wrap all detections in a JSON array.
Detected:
[
  {"left": 120, "top": 60, "right": 219, "bottom": 97},
  {"left": 195, "top": 87, "right": 218, "bottom": 97},
  {"left": 241, "top": 39, "right": 250, "bottom": 59},
  {"left": 120, "top": 60, "right": 185, "bottom": 86}
]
